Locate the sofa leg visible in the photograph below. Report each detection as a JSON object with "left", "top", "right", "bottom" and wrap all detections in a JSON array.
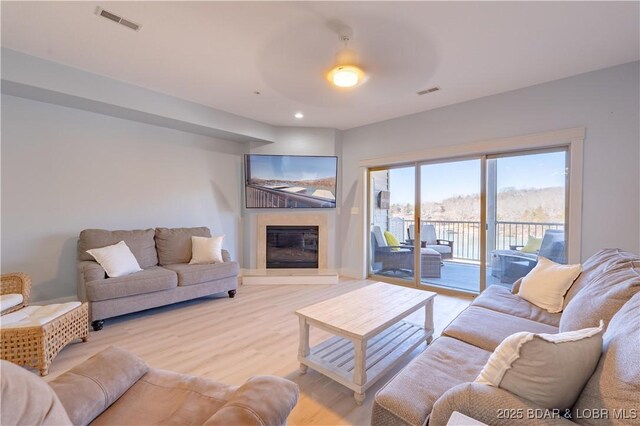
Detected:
[
  {"left": 228, "top": 290, "right": 237, "bottom": 298},
  {"left": 91, "top": 320, "right": 104, "bottom": 331}
]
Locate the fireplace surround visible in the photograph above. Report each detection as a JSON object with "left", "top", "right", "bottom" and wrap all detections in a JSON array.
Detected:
[
  {"left": 245, "top": 213, "right": 337, "bottom": 285},
  {"left": 256, "top": 213, "right": 329, "bottom": 270}
]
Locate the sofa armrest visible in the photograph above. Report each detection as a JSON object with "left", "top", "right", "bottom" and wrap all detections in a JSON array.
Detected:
[
  {"left": 437, "top": 239, "right": 454, "bottom": 248},
  {"left": 222, "top": 249, "right": 231, "bottom": 263},
  {"left": 431, "top": 383, "right": 574, "bottom": 426},
  {"left": 50, "top": 346, "right": 149, "bottom": 426},
  {"left": 204, "top": 376, "right": 299, "bottom": 426},
  {"left": 77, "top": 261, "right": 105, "bottom": 302}
]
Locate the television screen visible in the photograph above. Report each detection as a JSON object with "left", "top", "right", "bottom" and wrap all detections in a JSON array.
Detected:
[{"left": 245, "top": 154, "right": 337, "bottom": 208}]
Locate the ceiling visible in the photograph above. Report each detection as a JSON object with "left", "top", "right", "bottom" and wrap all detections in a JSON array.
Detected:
[{"left": 2, "top": 1, "right": 639, "bottom": 130}]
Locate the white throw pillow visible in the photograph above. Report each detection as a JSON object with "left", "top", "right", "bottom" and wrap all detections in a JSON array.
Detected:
[
  {"left": 190, "top": 235, "right": 224, "bottom": 265},
  {"left": 476, "top": 321, "right": 604, "bottom": 410},
  {"left": 86, "top": 241, "right": 142, "bottom": 278},
  {"left": 518, "top": 257, "right": 582, "bottom": 313}
]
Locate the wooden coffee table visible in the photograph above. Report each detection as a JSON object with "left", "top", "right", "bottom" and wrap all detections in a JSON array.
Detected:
[{"left": 295, "top": 282, "right": 436, "bottom": 404}]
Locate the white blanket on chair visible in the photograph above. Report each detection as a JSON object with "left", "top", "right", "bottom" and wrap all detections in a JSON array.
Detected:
[
  {"left": 1, "top": 302, "right": 81, "bottom": 328},
  {"left": 0, "top": 294, "right": 23, "bottom": 312}
]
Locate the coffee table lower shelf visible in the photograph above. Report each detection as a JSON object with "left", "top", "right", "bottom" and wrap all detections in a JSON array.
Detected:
[{"left": 298, "top": 320, "right": 430, "bottom": 402}]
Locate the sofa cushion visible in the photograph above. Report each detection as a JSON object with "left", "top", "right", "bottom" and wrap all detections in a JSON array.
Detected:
[
  {"left": 443, "top": 306, "right": 558, "bottom": 352},
  {"left": 563, "top": 248, "right": 639, "bottom": 309},
  {"left": 471, "top": 285, "right": 561, "bottom": 327},
  {"left": 163, "top": 262, "right": 239, "bottom": 287},
  {"left": 372, "top": 336, "right": 491, "bottom": 426},
  {"left": 78, "top": 229, "right": 158, "bottom": 269},
  {"left": 1, "top": 360, "right": 72, "bottom": 426},
  {"left": 86, "top": 266, "right": 177, "bottom": 301},
  {"left": 50, "top": 347, "right": 149, "bottom": 426},
  {"left": 90, "top": 366, "right": 237, "bottom": 426},
  {"left": 560, "top": 260, "right": 639, "bottom": 332},
  {"left": 155, "top": 227, "right": 211, "bottom": 266},
  {"left": 572, "top": 292, "right": 640, "bottom": 424}
]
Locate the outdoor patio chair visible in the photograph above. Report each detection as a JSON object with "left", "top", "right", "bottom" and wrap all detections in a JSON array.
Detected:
[
  {"left": 407, "top": 224, "right": 454, "bottom": 260},
  {"left": 371, "top": 226, "right": 414, "bottom": 274},
  {"left": 493, "top": 229, "right": 565, "bottom": 284}
]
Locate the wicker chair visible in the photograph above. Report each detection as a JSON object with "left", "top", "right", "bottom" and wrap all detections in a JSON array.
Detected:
[
  {"left": 1, "top": 273, "right": 89, "bottom": 376},
  {"left": 1, "top": 272, "right": 31, "bottom": 314},
  {"left": 371, "top": 229, "right": 415, "bottom": 274}
]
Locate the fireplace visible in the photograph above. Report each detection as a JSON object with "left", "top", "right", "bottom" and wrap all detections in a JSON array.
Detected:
[{"left": 266, "top": 226, "right": 319, "bottom": 269}]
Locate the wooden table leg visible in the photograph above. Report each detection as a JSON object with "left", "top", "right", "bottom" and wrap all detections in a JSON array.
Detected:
[
  {"left": 298, "top": 316, "right": 310, "bottom": 374},
  {"left": 425, "top": 298, "right": 434, "bottom": 344},
  {"left": 353, "top": 339, "right": 367, "bottom": 404}
]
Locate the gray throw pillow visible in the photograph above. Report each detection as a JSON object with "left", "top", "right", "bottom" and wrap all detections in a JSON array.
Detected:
[{"left": 476, "top": 321, "right": 604, "bottom": 410}]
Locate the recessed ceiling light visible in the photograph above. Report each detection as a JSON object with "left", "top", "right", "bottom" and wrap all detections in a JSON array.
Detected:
[{"left": 294, "top": 112, "right": 304, "bottom": 119}]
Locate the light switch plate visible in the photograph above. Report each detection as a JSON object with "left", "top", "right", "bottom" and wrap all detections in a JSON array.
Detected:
[{"left": 350, "top": 207, "right": 360, "bottom": 215}]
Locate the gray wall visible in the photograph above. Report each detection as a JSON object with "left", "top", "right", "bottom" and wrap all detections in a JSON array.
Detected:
[
  {"left": 340, "top": 61, "right": 640, "bottom": 277},
  {"left": 1, "top": 94, "right": 245, "bottom": 301}
]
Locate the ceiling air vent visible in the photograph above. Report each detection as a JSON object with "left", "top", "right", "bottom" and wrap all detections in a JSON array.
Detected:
[
  {"left": 96, "top": 7, "right": 142, "bottom": 31},
  {"left": 417, "top": 87, "right": 440, "bottom": 96}
]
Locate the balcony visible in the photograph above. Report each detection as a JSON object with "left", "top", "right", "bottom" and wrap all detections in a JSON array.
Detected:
[{"left": 374, "top": 218, "right": 564, "bottom": 292}]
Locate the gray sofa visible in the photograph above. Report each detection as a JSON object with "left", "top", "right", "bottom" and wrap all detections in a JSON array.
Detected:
[
  {"left": 372, "top": 249, "right": 640, "bottom": 426},
  {"left": 77, "top": 227, "right": 239, "bottom": 330},
  {"left": 1, "top": 346, "right": 299, "bottom": 426}
]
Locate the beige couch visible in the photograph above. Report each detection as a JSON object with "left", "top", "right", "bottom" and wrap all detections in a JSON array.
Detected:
[
  {"left": 78, "top": 227, "right": 239, "bottom": 330},
  {"left": 372, "top": 249, "right": 640, "bottom": 426},
  {"left": 1, "top": 346, "right": 299, "bottom": 426}
]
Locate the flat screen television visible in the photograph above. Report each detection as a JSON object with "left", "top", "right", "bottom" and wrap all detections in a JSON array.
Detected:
[{"left": 245, "top": 154, "right": 337, "bottom": 208}]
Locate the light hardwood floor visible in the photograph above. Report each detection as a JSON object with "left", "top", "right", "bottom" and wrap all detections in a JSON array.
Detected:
[{"left": 43, "top": 278, "right": 472, "bottom": 425}]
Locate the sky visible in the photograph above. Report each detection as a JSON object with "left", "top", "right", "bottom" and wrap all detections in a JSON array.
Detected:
[
  {"left": 248, "top": 155, "right": 337, "bottom": 181},
  {"left": 388, "top": 151, "right": 567, "bottom": 205}
]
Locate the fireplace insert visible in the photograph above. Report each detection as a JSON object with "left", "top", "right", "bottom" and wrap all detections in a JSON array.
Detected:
[{"left": 266, "top": 226, "right": 319, "bottom": 268}]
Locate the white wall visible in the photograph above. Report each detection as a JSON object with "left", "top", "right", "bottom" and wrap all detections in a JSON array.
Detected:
[
  {"left": 340, "top": 61, "right": 640, "bottom": 277},
  {"left": 243, "top": 127, "right": 341, "bottom": 269},
  {"left": 1, "top": 94, "right": 245, "bottom": 301}
]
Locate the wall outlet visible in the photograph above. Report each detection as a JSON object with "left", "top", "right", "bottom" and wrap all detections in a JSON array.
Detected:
[{"left": 351, "top": 207, "right": 360, "bottom": 215}]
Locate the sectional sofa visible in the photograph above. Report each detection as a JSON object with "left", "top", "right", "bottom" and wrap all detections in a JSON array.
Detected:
[
  {"left": 372, "top": 249, "right": 640, "bottom": 425},
  {"left": 77, "top": 227, "right": 239, "bottom": 330}
]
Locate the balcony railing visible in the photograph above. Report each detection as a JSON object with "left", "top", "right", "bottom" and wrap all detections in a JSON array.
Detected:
[{"left": 388, "top": 218, "right": 564, "bottom": 261}]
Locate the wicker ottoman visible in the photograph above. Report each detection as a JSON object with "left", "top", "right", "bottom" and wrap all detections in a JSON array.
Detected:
[
  {"left": 1, "top": 302, "right": 88, "bottom": 375},
  {"left": 420, "top": 248, "right": 442, "bottom": 278}
]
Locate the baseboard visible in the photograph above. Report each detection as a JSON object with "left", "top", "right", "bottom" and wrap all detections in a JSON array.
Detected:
[{"left": 242, "top": 269, "right": 339, "bottom": 285}]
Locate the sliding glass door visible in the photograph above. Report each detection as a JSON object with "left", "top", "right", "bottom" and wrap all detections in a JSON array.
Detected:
[
  {"left": 368, "top": 148, "right": 569, "bottom": 294},
  {"left": 486, "top": 150, "right": 568, "bottom": 286},
  {"left": 419, "top": 159, "right": 482, "bottom": 292},
  {"left": 369, "top": 166, "right": 416, "bottom": 284}
]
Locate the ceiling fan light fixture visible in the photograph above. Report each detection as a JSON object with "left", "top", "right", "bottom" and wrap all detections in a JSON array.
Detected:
[
  {"left": 327, "top": 26, "right": 365, "bottom": 89},
  {"left": 328, "top": 65, "right": 365, "bottom": 88}
]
